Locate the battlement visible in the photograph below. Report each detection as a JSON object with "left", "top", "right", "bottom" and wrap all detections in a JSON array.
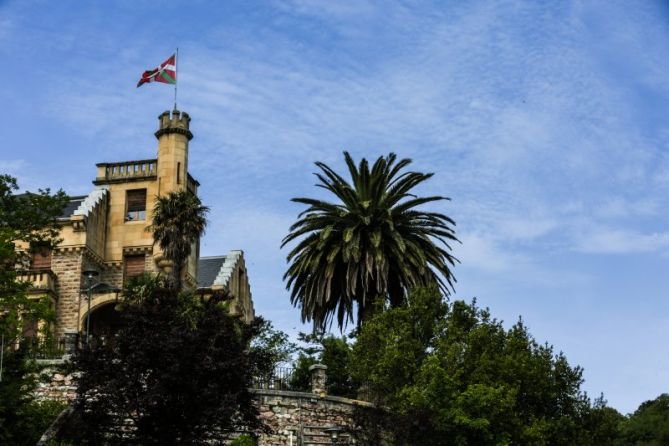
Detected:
[{"left": 154, "top": 109, "right": 193, "bottom": 140}]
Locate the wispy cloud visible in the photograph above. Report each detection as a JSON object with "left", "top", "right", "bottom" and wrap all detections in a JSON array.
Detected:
[{"left": 574, "top": 228, "right": 669, "bottom": 255}]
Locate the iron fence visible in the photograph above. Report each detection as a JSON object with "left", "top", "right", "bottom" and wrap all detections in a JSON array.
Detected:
[
  {"left": 26, "top": 337, "right": 67, "bottom": 359},
  {"left": 253, "top": 366, "right": 296, "bottom": 391}
]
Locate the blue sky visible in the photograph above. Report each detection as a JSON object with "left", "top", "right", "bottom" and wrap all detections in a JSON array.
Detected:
[{"left": 1, "top": 0, "right": 668, "bottom": 413}]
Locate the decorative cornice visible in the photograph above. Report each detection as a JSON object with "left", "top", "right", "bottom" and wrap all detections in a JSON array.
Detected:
[
  {"left": 53, "top": 245, "right": 86, "bottom": 254},
  {"left": 123, "top": 245, "right": 153, "bottom": 255},
  {"left": 81, "top": 248, "right": 105, "bottom": 269},
  {"left": 96, "top": 159, "right": 157, "bottom": 168},
  {"left": 155, "top": 127, "right": 193, "bottom": 141},
  {"left": 93, "top": 175, "right": 156, "bottom": 186}
]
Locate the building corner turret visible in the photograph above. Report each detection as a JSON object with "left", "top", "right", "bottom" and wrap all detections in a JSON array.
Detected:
[{"left": 155, "top": 109, "right": 193, "bottom": 196}]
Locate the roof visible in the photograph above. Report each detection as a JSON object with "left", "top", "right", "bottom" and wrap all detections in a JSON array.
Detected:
[
  {"left": 197, "top": 251, "right": 244, "bottom": 289},
  {"left": 197, "top": 256, "right": 227, "bottom": 288},
  {"left": 60, "top": 196, "right": 87, "bottom": 218}
]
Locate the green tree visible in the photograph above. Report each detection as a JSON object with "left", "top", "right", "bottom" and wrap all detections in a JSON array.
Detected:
[
  {"left": 148, "top": 190, "right": 209, "bottom": 290},
  {"left": 250, "top": 318, "right": 296, "bottom": 371},
  {"left": 282, "top": 152, "right": 458, "bottom": 331},
  {"left": 0, "top": 175, "right": 68, "bottom": 445},
  {"left": 289, "top": 332, "right": 358, "bottom": 398},
  {"left": 0, "top": 345, "right": 66, "bottom": 446},
  {"left": 351, "top": 287, "right": 618, "bottom": 445},
  {"left": 618, "top": 394, "right": 669, "bottom": 445},
  {"left": 64, "top": 284, "right": 265, "bottom": 445},
  {"left": 0, "top": 174, "right": 68, "bottom": 344}
]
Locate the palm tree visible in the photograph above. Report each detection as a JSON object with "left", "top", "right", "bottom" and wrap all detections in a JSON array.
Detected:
[
  {"left": 282, "top": 152, "right": 458, "bottom": 331},
  {"left": 148, "top": 190, "right": 209, "bottom": 291}
]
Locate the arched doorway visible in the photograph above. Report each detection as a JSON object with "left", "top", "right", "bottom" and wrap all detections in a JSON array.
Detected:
[{"left": 86, "top": 302, "right": 123, "bottom": 340}]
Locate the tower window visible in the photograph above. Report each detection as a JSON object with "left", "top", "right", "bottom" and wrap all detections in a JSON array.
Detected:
[
  {"left": 177, "top": 162, "right": 181, "bottom": 184},
  {"left": 125, "top": 189, "right": 147, "bottom": 221}
]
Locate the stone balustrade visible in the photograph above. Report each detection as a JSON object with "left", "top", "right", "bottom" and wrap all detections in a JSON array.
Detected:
[
  {"left": 17, "top": 269, "right": 57, "bottom": 295},
  {"left": 95, "top": 159, "right": 157, "bottom": 183}
]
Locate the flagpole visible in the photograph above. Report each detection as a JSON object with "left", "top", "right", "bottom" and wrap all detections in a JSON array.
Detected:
[{"left": 174, "top": 47, "right": 178, "bottom": 110}]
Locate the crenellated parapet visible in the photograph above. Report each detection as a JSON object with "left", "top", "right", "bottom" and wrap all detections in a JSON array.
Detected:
[{"left": 155, "top": 109, "right": 193, "bottom": 141}]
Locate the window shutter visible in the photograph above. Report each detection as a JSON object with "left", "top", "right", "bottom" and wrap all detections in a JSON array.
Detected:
[
  {"left": 124, "top": 255, "right": 145, "bottom": 280},
  {"left": 127, "top": 189, "right": 147, "bottom": 212},
  {"left": 32, "top": 248, "right": 52, "bottom": 270}
]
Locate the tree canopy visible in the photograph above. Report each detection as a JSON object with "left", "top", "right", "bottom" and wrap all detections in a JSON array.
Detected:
[
  {"left": 350, "top": 287, "right": 623, "bottom": 445},
  {"left": 64, "top": 279, "right": 266, "bottom": 445},
  {"left": 282, "top": 152, "right": 458, "bottom": 331},
  {"left": 0, "top": 174, "right": 68, "bottom": 343}
]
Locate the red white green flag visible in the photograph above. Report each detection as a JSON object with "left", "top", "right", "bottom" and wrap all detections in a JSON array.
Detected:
[{"left": 137, "top": 54, "right": 176, "bottom": 88}]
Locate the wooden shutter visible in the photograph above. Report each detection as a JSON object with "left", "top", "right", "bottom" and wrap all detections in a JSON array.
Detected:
[
  {"left": 124, "top": 255, "right": 145, "bottom": 280},
  {"left": 126, "top": 189, "right": 147, "bottom": 212},
  {"left": 32, "top": 248, "right": 52, "bottom": 270}
]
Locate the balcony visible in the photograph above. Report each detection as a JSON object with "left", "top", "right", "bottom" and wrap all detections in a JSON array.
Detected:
[
  {"left": 95, "top": 159, "right": 157, "bottom": 184},
  {"left": 17, "top": 269, "right": 57, "bottom": 296},
  {"left": 187, "top": 173, "right": 199, "bottom": 194}
]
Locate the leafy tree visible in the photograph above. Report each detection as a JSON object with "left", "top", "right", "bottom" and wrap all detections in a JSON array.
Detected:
[
  {"left": 0, "top": 175, "right": 67, "bottom": 444},
  {"left": 289, "top": 332, "right": 358, "bottom": 398},
  {"left": 618, "top": 394, "right": 669, "bottom": 445},
  {"left": 351, "top": 287, "right": 620, "bottom": 445},
  {"left": 64, "top": 283, "right": 265, "bottom": 445},
  {"left": 250, "top": 318, "right": 296, "bottom": 371},
  {"left": 0, "top": 174, "right": 68, "bottom": 344},
  {"left": 148, "top": 190, "right": 209, "bottom": 290},
  {"left": 0, "top": 345, "right": 67, "bottom": 445},
  {"left": 282, "top": 152, "right": 458, "bottom": 330}
]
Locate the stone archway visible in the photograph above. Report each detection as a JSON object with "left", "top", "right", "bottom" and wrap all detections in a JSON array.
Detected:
[{"left": 80, "top": 297, "right": 123, "bottom": 341}]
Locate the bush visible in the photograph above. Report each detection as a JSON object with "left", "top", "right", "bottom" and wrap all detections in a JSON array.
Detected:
[{"left": 230, "top": 433, "right": 256, "bottom": 446}]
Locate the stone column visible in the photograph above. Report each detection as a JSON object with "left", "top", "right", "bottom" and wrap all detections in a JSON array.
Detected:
[
  {"left": 309, "top": 364, "right": 328, "bottom": 395},
  {"left": 62, "top": 330, "right": 78, "bottom": 356}
]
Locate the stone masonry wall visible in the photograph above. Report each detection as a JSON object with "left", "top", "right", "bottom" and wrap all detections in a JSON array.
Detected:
[
  {"left": 51, "top": 250, "right": 83, "bottom": 337},
  {"left": 37, "top": 365, "right": 372, "bottom": 445},
  {"left": 254, "top": 390, "right": 368, "bottom": 446}
]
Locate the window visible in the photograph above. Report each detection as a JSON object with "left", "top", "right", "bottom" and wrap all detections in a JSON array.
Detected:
[
  {"left": 177, "top": 162, "right": 181, "bottom": 184},
  {"left": 126, "top": 189, "right": 147, "bottom": 221},
  {"left": 124, "top": 255, "right": 145, "bottom": 282},
  {"left": 31, "top": 246, "right": 51, "bottom": 270}
]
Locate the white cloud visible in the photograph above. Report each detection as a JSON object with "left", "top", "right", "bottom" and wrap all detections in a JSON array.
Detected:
[{"left": 575, "top": 228, "right": 669, "bottom": 254}]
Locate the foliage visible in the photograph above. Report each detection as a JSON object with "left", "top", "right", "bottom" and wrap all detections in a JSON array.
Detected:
[
  {"left": 230, "top": 433, "right": 257, "bottom": 446},
  {"left": 0, "top": 175, "right": 67, "bottom": 445},
  {"left": 63, "top": 287, "right": 266, "bottom": 445},
  {"left": 282, "top": 152, "right": 457, "bottom": 330},
  {"left": 289, "top": 332, "right": 358, "bottom": 398},
  {"left": 0, "top": 345, "right": 67, "bottom": 446},
  {"left": 0, "top": 174, "right": 67, "bottom": 343},
  {"left": 148, "top": 190, "right": 209, "bottom": 290},
  {"left": 250, "top": 318, "right": 296, "bottom": 373},
  {"left": 350, "top": 286, "right": 622, "bottom": 446},
  {"left": 617, "top": 394, "right": 669, "bottom": 445}
]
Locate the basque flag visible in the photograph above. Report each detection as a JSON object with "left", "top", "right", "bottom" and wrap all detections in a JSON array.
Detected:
[{"left": 137, "top": 54, "right": 176, "bottom": 88}]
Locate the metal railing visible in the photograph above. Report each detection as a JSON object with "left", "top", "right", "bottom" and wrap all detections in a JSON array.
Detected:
[
  {"left": 26, "top": 337, "right": 67, "bottom": 360},
  {"left": 253, "top": 366, "right": 296, "bottom": 391}
]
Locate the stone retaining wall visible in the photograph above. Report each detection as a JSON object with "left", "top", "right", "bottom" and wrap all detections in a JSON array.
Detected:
[
  {"left": 253, "top": 389, "right": 371, "bottom": 445},
  {"left": 36, "top": 363, "right": 374, "bottom": 445}
]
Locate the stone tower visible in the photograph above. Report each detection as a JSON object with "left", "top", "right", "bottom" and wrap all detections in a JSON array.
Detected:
[{"left": 155, "top": 109, "right": 193, "bottom": 196}]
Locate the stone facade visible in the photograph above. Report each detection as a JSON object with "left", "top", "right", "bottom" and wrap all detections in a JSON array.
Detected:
[{"left": 16, "top": 109, "right": 255, "bottom": 339}]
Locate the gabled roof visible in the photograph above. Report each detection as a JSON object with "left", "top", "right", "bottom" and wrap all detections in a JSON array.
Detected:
[
  {"left": 197, "top": 251, "right": 243, "bottom": 289},
  {"left": 58, "top": 187, "right": 109, "bottom": 219},
  {"left": 197, "top": 256, "right": 227, "bottom": 288},
  {"left": 60, "top": 196, "right": 87, "bottom": 218}
]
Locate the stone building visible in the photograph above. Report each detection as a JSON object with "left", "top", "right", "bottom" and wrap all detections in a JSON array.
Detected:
[{"left": 17, "top": 109, "right": 254, "bottom": 340}]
